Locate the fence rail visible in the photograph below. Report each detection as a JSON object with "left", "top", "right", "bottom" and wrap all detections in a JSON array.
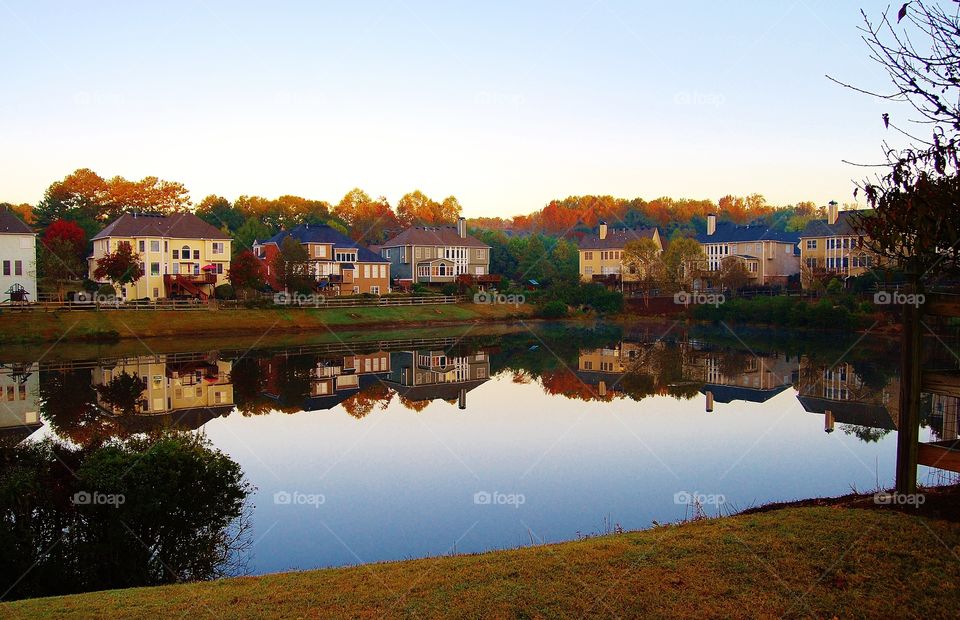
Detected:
[{"left": 1, "top": 295, "right": 466, "bottom": 313}]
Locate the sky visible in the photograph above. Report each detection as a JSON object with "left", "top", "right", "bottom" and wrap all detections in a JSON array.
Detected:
[{"left": 0, "top": 0, "right": 903, "bottom": 217}]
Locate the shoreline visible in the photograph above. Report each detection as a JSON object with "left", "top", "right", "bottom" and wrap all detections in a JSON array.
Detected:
[
  {"left": 3, "top": 487, "right": 958, "bottom": 618},
  {"left": 0, "top": 303, "right": 540, "bottom": 346}
]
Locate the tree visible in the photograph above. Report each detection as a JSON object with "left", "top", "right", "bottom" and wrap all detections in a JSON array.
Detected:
[
  {"left": 43, "top": 219, "right": 86, "bottom": 255},
  {"left": 549, "top": 238, "right": 580, "bottom": 285},
  {"left": 717, "top": 256, "right": 752, "bottom": 294},
  {"left": 228, "top": 251, "right": 265, "bottom": 295},
  {"left": 94, "top": 372, "right": 148, "bottom": 415},
  {"left": 623, "top": 238, "right": 665, "bottom": 304},
  {"left": 271, "top": 236, "right": 310, "bottom": 293},
  {"left": 39, "top": 238, "right": 85, "bottom": 302},
  {"left": 195, "top": 195, "right": 243, "bottom": 233},
  {"left": 93, "top": 241, "right": 143, "bottom": 293},
  {"left": 662, "top": 237, "right": 706, "bottom": 291},
  {"left": 234, "top": 216, "right": 274, "bottom": 254},
  {"left": 334, "top": 189, "right": 399, "bottom": 244}
]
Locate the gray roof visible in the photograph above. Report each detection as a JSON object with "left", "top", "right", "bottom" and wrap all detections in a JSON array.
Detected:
[
  {"left": 262, "top": 224, "right": 386, "bottom": 263},
  {"left": 696, "top": 222, "right": 800, "bottom": 245},
  {"left": 0, "top": 208, "right": 32, "bottom": 235},
  {"left": 578, "top": 227, "right": 659, "bottom": 250},
  {"left": 798, "top": 210, "right": 869, "bottom": 238},
  {"left": 381, "top": 226, "right": 489, "bottom": 249},
  {"left": 93, "top": 212, "right": 231, "bottom": 241}
]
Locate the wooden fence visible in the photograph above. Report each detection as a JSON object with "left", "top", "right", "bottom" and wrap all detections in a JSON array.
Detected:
[{"left": 0, "top": 295, "right": 466, "bottom": 313}]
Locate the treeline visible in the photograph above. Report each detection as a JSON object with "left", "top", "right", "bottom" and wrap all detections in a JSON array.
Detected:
[{"left": 4, "top": 168, "right": 842, "bottom": 260}]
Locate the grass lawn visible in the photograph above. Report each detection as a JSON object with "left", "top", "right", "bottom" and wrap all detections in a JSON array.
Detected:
[
  {"left": 0, "top": 303, "right": 536, "bottom": 345},
  {"left": 3, "top": 506, "right": 959, "bottom": 619}
]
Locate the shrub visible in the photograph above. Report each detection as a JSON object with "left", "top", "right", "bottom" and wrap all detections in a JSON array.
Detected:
[
  {"left": 540, "top": 300, "right": 568, "bottom": 319},
  {"left": 441, "top": 284, "right": 459, "bottom": 296},
  {"left": 214, "top": 284, "right": 235, "bottom": 300},
  {"left": 97, "top": 283, "right": 116, "bottom": 298}
]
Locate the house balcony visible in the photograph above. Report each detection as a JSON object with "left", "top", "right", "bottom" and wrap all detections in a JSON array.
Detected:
[
  {"left": 456, "top": 274, "right": 501, "bottom": 286},
  {"left": 164, "top": 273, "right": 217, "bottom": 287}
]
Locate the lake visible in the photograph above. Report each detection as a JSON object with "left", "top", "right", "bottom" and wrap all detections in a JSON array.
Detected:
[{"left": 1, "top": 321, "right": 953, "bottom": 584}]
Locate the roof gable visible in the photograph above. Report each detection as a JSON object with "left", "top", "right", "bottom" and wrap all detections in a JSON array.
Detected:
[
  {"left": 264, "top": 224, "right": 387, "bottom": 262},
  {"left": 0, "top": 208, "right": 32, "bottom": 235},
  {"left": 381, "top": 226, "right": 489, "bottom": 249}
]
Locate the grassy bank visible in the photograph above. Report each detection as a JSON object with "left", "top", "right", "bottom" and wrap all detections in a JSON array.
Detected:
[
  {"left": 4, "top": 505, "right": 959, "bottom": 619},
  {"left": 0, "top": 303, "right": 536, "bottom": 345}
]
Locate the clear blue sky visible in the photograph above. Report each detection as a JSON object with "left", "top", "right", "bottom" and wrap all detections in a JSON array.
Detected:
[{"left": 0, "top": 0, "right": 899, "bottom": 217}]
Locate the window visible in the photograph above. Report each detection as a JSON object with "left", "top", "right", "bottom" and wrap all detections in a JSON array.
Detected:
[
  {"left": 415, "top": 247, "right": 422, "bottom": 259},
  {"left": 182, "top": 245, "right": 190, "bottom": 258},
  {"left": 150, "top": 262, "right": 160, "bottom": 276},
  {"left": 584, "top": 251, "right": 593, "bottom": 260},
  {"left": 384, "top": 249, "right": 390, "bottom": 259},
  {"left": 216, "top": 263, "right": 223, "bottom": 274},
  {"left": 14, "top": 261, "right": 22, "bottom": 276},
  {"left": 139, "top": 240, "right": 146, "bottom": 252},
  {"left": 805, "top": 258, "right": 817, "bottom": 268},
  {"left": 213, "top": 242, "right": 224, "bottom": 255},
  {"left": 584, "top": 267, "right": 593, "bottom": 275},
  {"left": 352, "top": 286, "right": 360, "bottom": 294},
  {"left": 193, "top": 250, "right": 200, "bottom": 260},
  {"left": 150, "top": 240, "right": 160, "bottom": 252},
  {"left": 335, "top": 250, "right": 357, "bottom": 263},
  {"left": 172, "top": 263, "right": 180, "bottom": 274},
  {"left": 164, "top": 241, "right": 168, "bottom": 252},
  {"left": 806, "top": 239, "right": 817, "bottom": 249},
  {"left": 380, "top": 265, "right": 387, "bottom": 278},
  {"left": 193, "top": 264, "right": 200, "bottom": 275},
  {"left": 172, "top": 250, "right": 179, "bottom": 259},
  {"left": 363, "top": 265, "right": 370, "bottom": 278},
  {"left": 476, "top": 248, "right": 485, "bottom": 260},
  {"left": 153, "top": 288, "right": 159, "bottom": 298},
  {"left": 370, "top": 286, "right": 380, "bottom": 295}
]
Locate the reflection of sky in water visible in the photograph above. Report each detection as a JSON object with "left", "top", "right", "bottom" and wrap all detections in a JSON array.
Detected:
[{"left": 201, "top": 372, "right": 905, "bottom": 575}]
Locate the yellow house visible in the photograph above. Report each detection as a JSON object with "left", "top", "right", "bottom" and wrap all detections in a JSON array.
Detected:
[
  {"left": 798, "top": 203, "right": 878, "bottom": 288},
  {"left": 695, "top": 214, "right": 801, "bottom": 287},
  {"left": 578, "top": 223, "right": 662, "bottom": 284},
  {"left": 89, "top": 212, "right": 232, "bottom": 300}
]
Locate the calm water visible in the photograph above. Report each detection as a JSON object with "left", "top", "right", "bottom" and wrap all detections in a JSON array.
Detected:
[{"left": 1, "top": 322, "right": 952, "bottom": 579}]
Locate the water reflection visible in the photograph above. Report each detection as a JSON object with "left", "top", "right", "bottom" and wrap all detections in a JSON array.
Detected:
[{"left": 2, "top": 324, "right": 956, "bottom": 585}]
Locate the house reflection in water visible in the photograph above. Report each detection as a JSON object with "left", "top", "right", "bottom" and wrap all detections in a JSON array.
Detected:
[
  {"left": 385, "top": 349, "right": 490, "bottom": 410},
  {"left": 795, "top": 360, "right": 899, "bottom": 437},
  {"left": 260, "top": 350, "right": 392, "bottom": 412},
  {"left": 0, "top": 362, "right": 40, "bottom": 445},
  {"left": 91, "top": 355, "right": 235, "bottom": 432},
  {"left": 693, "top": 347, "right": 797, "bottom": 412}
]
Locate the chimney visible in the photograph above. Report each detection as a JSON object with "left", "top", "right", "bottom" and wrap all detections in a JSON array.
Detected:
[
  {"left": 824, "top": 409, "right": 835, "bottom": 433},
  {"left": 706, "top": 213, "right": 716, "bottom": 236},
  {"left": 457, "top": 217, "right": 466, "bottom": 239},
  {"left": 827, "top": 201, "right": 839, "bottom": 226},
  {"left": 458, "top": 387, "right": 466, "bottom": 410},
  {"left": 705, "top": 390, "right": 714, "bottom": 413},
  {"left": 599, "top": 221, "right": 608, "bottom": 240}
]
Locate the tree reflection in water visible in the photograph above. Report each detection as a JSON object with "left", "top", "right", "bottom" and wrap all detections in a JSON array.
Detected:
[{"left": 0, "top": 433, "right": 253, "bottom": 601}]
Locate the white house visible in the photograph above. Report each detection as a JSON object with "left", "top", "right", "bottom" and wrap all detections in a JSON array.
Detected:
[{"left": 0, "top": 208, "right": 37, "bottom": 303}]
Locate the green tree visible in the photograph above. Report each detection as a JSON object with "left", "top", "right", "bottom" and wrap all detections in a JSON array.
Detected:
[
  {"left": 234, "top": 216, "right": 274, "bottom": 254},
  {"left": 662, "top": 237, "right": 706, "bottom": 291},
  {"left": 272, "top": 236, "right": 311, "bottom": 293}
]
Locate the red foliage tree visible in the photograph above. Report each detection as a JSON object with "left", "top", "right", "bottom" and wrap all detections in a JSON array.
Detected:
[
  {"left": 228, "top": 250, "right": 266, "bottom": 292},
  {"left": 43, "top": 219, "right": 87, "bottom": 256}
]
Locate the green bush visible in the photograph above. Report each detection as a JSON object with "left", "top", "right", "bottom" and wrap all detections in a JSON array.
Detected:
[
  {"left": 214, "top": 284, "right": 235, "bottom": 300},
  {"left": 97, "top": 283, "right": 116, "bottom": 298},
  {"left": 441, "top": 284, "right": 459, "bottom": 296},
  {"left": 540, "top": 300, "right": 568, "bottom": 319}
]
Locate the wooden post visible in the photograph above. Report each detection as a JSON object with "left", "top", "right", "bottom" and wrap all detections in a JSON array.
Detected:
[{"left": 896, "top": 302, "right": 922, "bottom": 495}]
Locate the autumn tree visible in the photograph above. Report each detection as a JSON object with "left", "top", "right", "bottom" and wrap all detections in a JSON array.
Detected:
[
  {"left": 272, "top": 236, "right": 311, "bottom": 293},
  {"left": 662, "top": 237, "right": 706, "bottom": 291},
  {"left": 717, "top": 256, "right": 752, "bottom": 295},
  {"left": 195, "top": 195, "right": 243, "bottom": 233},
  {"left": 228, "top": 250, "right": 266, "bottom": 296},
  {"left": 39, "top": 220, "right": 87, "bottom": 301},
  {"left": 623, "top": 238, "right": 665, "bottom": 304},
  {"left": 93, "top": 241, "right": 144, "bottom": 293}
]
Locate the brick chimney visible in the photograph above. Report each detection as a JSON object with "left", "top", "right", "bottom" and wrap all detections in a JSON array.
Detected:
[
  {"left": 599, "top": 221, "right": 608, "bottom": 240},
  {"left": 457, "top": 217, "right": 466, "bottom": 239},
  {"left": 707, "top": 213, "right": 716, "bottom": 236},
  {"left": 827, "top": 201, "right": 839, "bottom": 225}
]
